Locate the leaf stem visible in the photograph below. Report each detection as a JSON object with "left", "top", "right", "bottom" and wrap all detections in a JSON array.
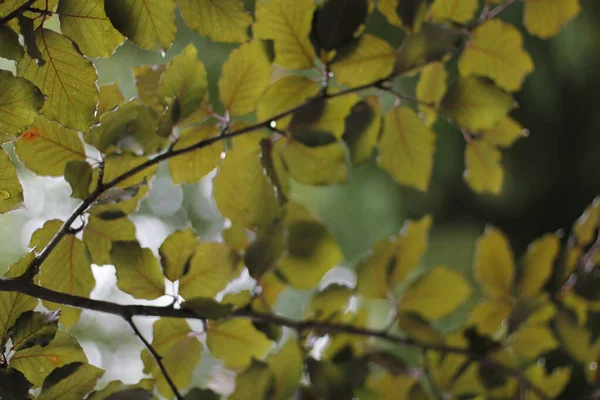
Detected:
[{"left": 0, "top": 0, "right": 37, "bottom": 26}]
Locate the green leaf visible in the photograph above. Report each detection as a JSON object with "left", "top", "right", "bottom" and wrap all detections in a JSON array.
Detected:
[
  {"left": 57, "top": 0, "right": 126, "bottom": 57},
  {"left": 554, "top": 309, "right": 591, "bottom": 362},
  {"left": 104, "top": 0, "right": 176, "bottom": 52},
  {"left": 181, "top": 297, "right": 235, "bottom": 319},
  {"left": 257, "top": 76, "right": 319, "bottom": 129},
  {"left": 377, "top": 106, "right": 435, "bottom": 191},
  {"left": 463, "top": 139, "right": 504, "bottom": 194},
  {"left": 277, "top": 201, "right": 343, "bottom": 289},
  {"left": 110, "top": 242, "right": 165, "bottom": 300},
  {"left": 87, "top": 378, "right": 155, "bottom": 400},
  {"left": 0, "top": 252, "right": 37, "bottom": 345},
  {"left": 97, "top": 83, "right": 125, "bottom": 122},
  {"left": 64, "top": 160, "right": 92, "bottom": 200},
  {"left": 219, "top": 41, "right": 272, "bottom": 117},
  {"left": 206, "top": 318, "right": 273, "bottom": 369},
  {"left": 10, "top": 331, "right": 87, "bottom": 387},
  {"left": 0, "top": 148, "right": 25, "bottom": 214},
  {"left": 178, "top": 242, "right": 241, "bottom": 300},
  {"left": 14, "top": 115, "right": 86, "bottom": 177},
  {"left": 0, "top": 69, "right": 45, "bottom": 144},
  {"left": 397, "top": 311, "right": 445, "bottom": 344},
  {"left": 509, "top": 326, "right": 558, "bottom": 361},
  {"left": 442, "top": 76, "right": 514, "bottom": 132},
  {"left": 523, "top": 0, "right": 580, "bottom": 39},
  {"left": 168, "top": 125, "right": 221, "bottom": 184},
  {"left": 38, "top": 363, "right": 105, "bottom": 400},
  {"left": 468, "top": 298, "right": 512, "bottom": 336},
  {"left": 315, "top": 0, "right": 368, "bottom": 51},
  {"left": 245, "top": 216, "right": 287, "bottom": 280},
  {"left": 331, "top": 34, "right": 395, "bottom": 87},
  {"left": 178, "top": 0, "right": 252, "bottom": 43},
  {"left": 431, "top": 0, "right": 478, "bottom": 23},
  {"left": 343, "top": 96, "right": 381, "bottom": 164},
  {"left": 267, "top": 340, "right": 303, "bottom": 400},
  {"left": 9, "top": 310, "right": 59, "bottom": 352},
  {"left": 133, "top": 64, "right": 166, "bottom": 114},
  {"left": 416, "top": 62, "right": 447, "bottom": 126},
  {"left": 230, "top": 361, "right": 273, "bottom": 400},
  {"left": 305, "top": 283, "right": 354, "bottom": 321},
  {"left": 0, "top": 368, "right": 32, "bottom": 400},
  {"left": 474, "top": 226, "right": 515, "bottom": 299},
  {"left": 518, "top": 234, "right": 559, "bottom": 298},
  {"left": 254, "top": 0, "right": 317, "bottom": 69},
  {"left": 158, "top": 228, "right": 199, "bottom": 282},
  {"left": 0, "top": 26, "right": 24, "bottom": 61},
  {"left": 394, "top": 23, "right": 458, "bottom": 75},
  {"left": 459, "top": 20, "right": 534, "bottom": 92},
  {"left": 367, "top": 370, "right": 417, "bottom": 400},
  {"left": 159, "top": 44, "right": 208, "bottom": 120},
  {"left": 141, "top": 318, "right": 202, "bottom": 398},
  {"left": 17, "top": 29, "right": 98, "bottom": 132},
  {"left": 400, "top": 266, "right": 471, "bottom": 320},
  {"left": 184, "top": 388, "right": 220, "bottom": 400},
  {"left": 99, "top": 152, "right": 158, "bottom": 189},
  {"left": 82, "top": 216, "right": 136, "bottom": 266}
]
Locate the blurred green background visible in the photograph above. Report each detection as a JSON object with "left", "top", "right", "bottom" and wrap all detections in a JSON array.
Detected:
[{"left": 0, "top": 0, "right": 599, "bottom": 397}]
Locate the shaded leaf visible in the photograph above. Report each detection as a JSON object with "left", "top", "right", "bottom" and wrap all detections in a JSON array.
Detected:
[
  {"left": 159, "top": 228, "right": 199, "bottom": 282},
  {"left": 9, "top": 310, "right": 59, "bottom": 352},
  {"left": 181, "top": 297, "right": 235, "bottom": 319},
  {"left": 290, "top": 93, "right": 359, "bottom": 140},
  {"left": 230, "top": 361, "right": 273, "bottom": 400},
  {"left": 64, "top": 160, "right": 92, "bottom": 200},
  {"left": 178, "top": 0, "right": 252, "bottom": 43},
  {"left": 267, "top": 340, "right": 303, "bottom": 400},
  {"left": 518, "top": 234, "right": 559, "bottom": 298},
  {"left": 38, "top": 364, "right": 104, "bottom": 400},
  {"left": 464, "top": 139, "right": 504, "bottom": 194},
  {"left": 97, "top": 83, "right": 125, "bottom": 121},
  {"left": 245, "top": 216, "right": 287, "bottom": 280},
  {"left": 83, "top": 216, "right": 136, "bottom": 266},
  {"left": 378, "top": 0, "right": 432, "bottom": 33},
  {"left": 133, "top": 64, "right": 166, "bottom": 114},
  {"left": 168, "top": 125, "right": 221, "bottom": 184},
  {"left": 397, "top": 312, "right": 444, "bottom": 344},
  {"left": 110, "top": 242, "right": 165, "bottom": 300},
  {"left": 316, "top": 0, "right": 368, "bottom": 51},
  {"left": 523, "top": 0, "right": 580, "bottom": 39},
  {"left": 474, "top": 226, "right": 515, "bottom": 299},
  {"left": 510, "top": 326, "right": 558, "bottom": 361},
  {"left": 0, "top": 25, "right": 24, "bottom": 61},
  {"left": 87, "top": 378, "right": 155, "bottom": 400},
  {"left": 343, "top": 96, "right": 381, "bottom": 164},
  {"left": 183, "top": 388, "right": 220, "bottom": 400},
  {"left": 431, "top": 0, "right": 478, "bottom": 23},
  {"left": 0, "top": 148, "right": 25, "bottom": 214},
  {"left": 367, "top": 370, "right": 416, "bottom": 400},
  {"left": 0, "top": 368, "right": 32, "bottom": 400},
  {"left": 305, "top": 283, "right": 353, "bottom": 321},
  {"left": 554, "top": 309, "right": 591, "bottom": 362}
]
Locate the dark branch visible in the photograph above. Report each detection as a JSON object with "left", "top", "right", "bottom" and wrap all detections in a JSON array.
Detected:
[{"left": 0, "top": 0, "right": 37, "bottom": 26}]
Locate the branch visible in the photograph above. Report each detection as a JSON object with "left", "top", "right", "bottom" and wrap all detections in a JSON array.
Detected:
[
  {"left": 125, "top": 316, "right": 184, "bottom": 400},
  {"left": 376, "top": 83, "right": 435, "bottom": 108},
  {"left": 0, "top": 0, "right": 37, "bottom": 26},
  {"left": 471, "top": 0, "right": 519, "bottom": 28}
]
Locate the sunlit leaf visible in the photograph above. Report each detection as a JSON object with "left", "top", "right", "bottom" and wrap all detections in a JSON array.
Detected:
[
  {"left": 219, "top": 41, "right": 272, "bottom": 117},
  {"left": 416, "top": 62, "right": 447, "bottom": 126},
  {"left": 510, "top": 326, "right": 558, "bottom": 361},
  {"left": 110, "top": 241, "right": 166, "bottom": 300},
  {"left": 572, "top": 197, "right": 600, "bottom": 247},
  {"left": 168, "top": 125, "right": 221, "bottom": 184},
  {"left": 104, "top": 0, "right": 176, "bottom": 52},
  {"left": 9, "top": 310, "right": 58, "bottom": 352},
  {"left": 473, "top": 226, "right": 515, "bottom": 299},
  {"left": 267, "top": 340, "right": 303, "bottom": 400},
  {"left": 377, "top": 106, "right": 435, "bottom": 191},
  {"left": 0, "top": 148, "right": 24, "bottom": 214},
  {"left": 378, "top": 0, "right": 431, "bottom": 33},
  {"left": 38, "top": 363, "right": 104, "bottom": 400},
  {"left": 367, "top": 370, "right": 416, "bottom": 400},
  {"left": 18, "top": 29, "right": 98, "bottom": 132},
  {"left": 518, "top": 234, "right": 559, "bottom": 298},
  {"left": 315, "top": 0, "right": 368, "bottom": 51},
  {"left": 83, "top": 216, "right": 136, "bottom": 266},
  {"left": 464, "top": 139, "right": 504, "bottom": 194},
  {"left": 206, "top": 318, "right": 273, "bottom": 369},
  {"left": 459, "top": 20, "right": 534, "bottom": 92},
  {"left": 524, "top": 364, "right": 571, "bottom": 399},
  {"left": 158, "top": 229, "right": 199, "bottom": 282},
  {"left": 0, "top": 26, "right": 23, "bottom": 61},
  {"left": 230, "top": 361, "right": 273, "bottom": 400},
  {"left": 254, "top": 0, "right": 317, "bottom": 69},
  {"left": 0, "top": 69, "right": 44, "bottom": 144},
  {"left": 482, "top": 117, "right": 528, "bottom": 148},
  {"left": 468, "top": 298, "right": 512, "bottom": 336},
  {"left": 141, "top": 318, "right": 202, "bottom": 398},
  {"left": 257, "top": 76, "right": 319, "bottom": 129},
  {"left": 523, "top": 0, "right": 580, "bottom": 39},
  {"left": 178, "top": 0, "right": 252, "bottom": 43},
  {"left": 431, "top": 0, "right": 478, "bottom": 23}
]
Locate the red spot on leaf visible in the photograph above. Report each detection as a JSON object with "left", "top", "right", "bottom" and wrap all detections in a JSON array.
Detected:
[{"left": 21, "top": 130, "right": 39, "bottom": 141}]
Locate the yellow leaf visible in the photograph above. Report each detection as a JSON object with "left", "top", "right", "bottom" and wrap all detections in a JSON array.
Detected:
[
  {"left": 179, "top": 0, "right": 252, "bottom": 43},
  {"left": 344, "top": 96, "right": 381, "bottom": 164},
  {"left": 524, "top": 0, "right": 580, "bottom": 39},
  {"left": 254, "top": 0, "right": 317, "bottom": 69},
  {"left": 0, "top": 148, "right": 24, "bottom": 214},
  {"left": 431, "top": 0, "right": 479, "bottom": 23},
  {"left": 206, "top": 318, "right": 273, "bottom": 369},
  {"left": 159, "top": 228, "right": 199, "bottom": 282},
  {"left": 97, "top": 82, "right": 125, "bottom": 121},
  {"left": 110, "top": 242, "right": 166, "bottom": 300},
  {"left": 0, "top": 70, "right": 44, "bottom": 143},
  {"left": 464, "top": 140, "right": 504, "bottom": 194},
  {"left": 378, "top": 0, "right": 430, "bottom": 33},
  {"left": 510, "top": 326, "right": 558, "bottom": 361},
  {"left": 168, "top": 125, "right": 221, "bottom": 184},
  {"left": 525, "top": 364, "right": 571, "bottom": 399},
  {"left": 555, "top": 309, "right": 591, "bottom": 362},
  {"left": 468, "top": 298, "right": 512, "bottom": 336},
  {"left": 100, "top": 152, "right": 158, "bottom": 189},
  {"left": 400, "top": 266, "right": 472, "bottom": 320},
  {"left": 331, "top": 34, "right": 395, "bottom": 87},
  {"left": 290, "top": 93, "right": 359, "bottom": 140},
  {"left": 572, "top": 197, "right": 600, "bottom": 247},
  {"left": 230, "top": 361, "right": 273, "bottom": 400},
  {"left": 459, "top": 20, "right": 534, "bottom": 92},
  {"left": 518, "top": 234, "right": 559, "bottom": 298},
  {"left": 267, "top": 340, "right": 303, "bottom": 400},
  {"left": 133, "top": 64, "right": 166, "bottom": 114},
  {"left": 377, "top": 106, "right": 436, "bottom": 191},
  {"left": 482, "top": 117, "right": 528, "bottom": 148},
  {"left": 38, "top": 364, "right": 104, "bottom": 400},
  {"left": 83, "top": 216, "right": 137, "bottom": 266},
  {"left": 219, "top": 41, "right": 272, "bottom": 117},
  {"left": 474, "top": 226, "right": 515, "bottom": 299},
  {"left": 397, "top": 312, "right": 445, "bottom": 344},
  {"left": 367, "top": 370, "right": 416, "bottom": 400},
  {"left": 416, "top": 62, "right": 447, "bottom": 126}
]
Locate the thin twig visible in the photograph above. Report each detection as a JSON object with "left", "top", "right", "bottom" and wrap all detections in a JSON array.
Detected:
[
  {"left": 0, "top": 0, "right": 37, "bottom": 26},
  {"left": 471, "top": 0, "right": 519, "bottom": 28},
  {"left": 376, "top": 84, "right": 436, "bottom": 108},
  {"left": 125, "top": 316, "right": 184, "bottom": 400}
]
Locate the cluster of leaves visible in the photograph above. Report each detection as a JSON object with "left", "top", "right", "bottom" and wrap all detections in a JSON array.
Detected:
[{"left": 0, "top": 0, "right": 589, "bottom": 399}]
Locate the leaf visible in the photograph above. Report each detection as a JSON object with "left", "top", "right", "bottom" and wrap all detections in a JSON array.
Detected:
[
  {"left": 0, "top": 148, "right": 25, "bottom": 214},
  {"left": 178, "top": 0, "right": 252, "bottom": 43},
  {"left": 0, "top": 252, "right": 37, "bottom": 345},
  {"left": 523, "top": 0, "right": 580, "bottom": 39},
  {"left": 0, "top": 368, "right": 31, "bottom": 400},
  {"left": 104, "top": 0, "right": 176, "bottom": 52},
  {"left": 367, "top": 370, "right": 416, "bottom": 400},
  {"left": 141, "top": 318, "right": 202, "bottom": 398},
  {"left": 184, "top": 388, "right": 220, "bottom": 400},
  {"left": 257, "top": 76, "right": 319, "bottom": 129},
  {"left": 377, "top": 106, "right": 436, "bottom": 191},
  {"left": 416, "top": 62, "right": 447, "bottom": 126},
  {"left": 17, "top": 29, "right": 98, "bottom": 132},
  {"left": 378, "top": 0, "right": 432, "bottom": 33},
  {"left": 97, "top": 83, "right": 125, "bottom": 121},
  {"left": 110, "top": 242, "right": 165, "bottom": 300},
  {"left": 18, "top": 15, "right": 45, "bottom": 66},
  {"left": 182, "top": 297, "right": 235, "bottom": 319},
  {"left": 133, "top": 64, "right": 166, "bottom": 114},
  {"left": 474, "top": 226, "right": 515, "bottom": 299},
  {"left": 459, "top": 20, "right": 534, "bottom": 92},
  {"left": 0, "top": 26, "right": 24, "bottom": 61},
  {"left": 464, "top": 139, "right": 504, "bottom": 194},
  {"left": 331, "top": 34, "right": 395, "bottom": 87},
  {"left": 554, "top": 309, "right": 591, "bottom": 362},
  {"left": 267, "top": 340, "right": 303, "bottom": 400},
  {"left": 64, "top": 160, "right": 92, "bottom": 200},
  {"left": 206, "top": 318, "right": 273, "bottom": 369},
  {"left": 87, "top": 378, "right": 154, "bottom": 400},
  {"left": 518, "top": 234, "right": 559, "bottom": 298},
  {"left": 10, "top": 331, "right": 87, "bottom": 387},
  {"left": 254, "top": 0, "right": 317, "bottom": 69},
  {"left": 572, "top": 197, "right": 600, "bottom": 247},
  {"left": 468, "top": 298, "right": 512, "bottom": 336},
  {"left": 0, "top": 69, "right": 45, "bottom": 144},
  {"left": 343, "top": 96, "right": 381, "bottom": 164},
  {"left": 14, "top": 115, "right": 86, "bottom": 177},
  {"left": 277, "top": 201, "right": 343, "bottom": 289},
  {"left": 400, "top": 266, "right": 472, "bottom": 320},
  {"left": 230, "top": 361, "right": 273, "bottom": 400},
  {"left": 305, "top": 284, "right": 354, "bottom": 321},
  {"left": 219, "top": 41, "right": 272, "bottom": 117},
  {"left": 245, "top": 216, "right": 287, "bottom": 280},
  {"left": 38, "top": 363, "right": 105, "bottom": 400},
  {"left": 290, "top": 93, "right": 359, "bottom": 140},
  {"left": 168, "top": 125, "right": 221, "bottom": 184},
  {"left": 315, "top": 0, "right": 368, "bottom": 51},
  {"left": 100, "top": 152, "right": 158, "bottom": 189},
  {"left": 83, "top": 216, "right": 136, "bottom": 266},
  {"left": 394, "top": 23, "right": 459, "bottom": 75},
  {"left": 509, "top": 326, "right": 558, "bottom": 361},
  {"left": 158, "top": 229, "right": 199, "bottom": 282},
  {"left": 482, "top": 117, "right": 528, "bottom": 148},
  {"left": 213, "top": 149, "right": 279, "bottom": 229},
  {"left": 442, "top": 76, "right": 514, "bottom": 132},
  {"left": 9, "top": 310, "right": 59, "bottom": 352},
  {"left": 430, "top": 0, "right": 478, "bottom": 24},
  {"left": 57, "top": 0, "right": 125, "bottom": 58},
  {"left": 397, "top": 312, "right": 444, "bottom": 344},
  {"left": 524, "top": 364, "right": 571, "bottom": 399},
  {"left": 159, "top": 44, "right": 207, "bottom": 120},
  {"left": 178, "top": 242, "right": 240, "bottom": 300}
]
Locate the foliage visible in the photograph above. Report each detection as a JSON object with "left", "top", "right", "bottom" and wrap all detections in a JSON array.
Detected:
[{"left": 0, "top": 0, "right": 592, "bottom": 399}]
